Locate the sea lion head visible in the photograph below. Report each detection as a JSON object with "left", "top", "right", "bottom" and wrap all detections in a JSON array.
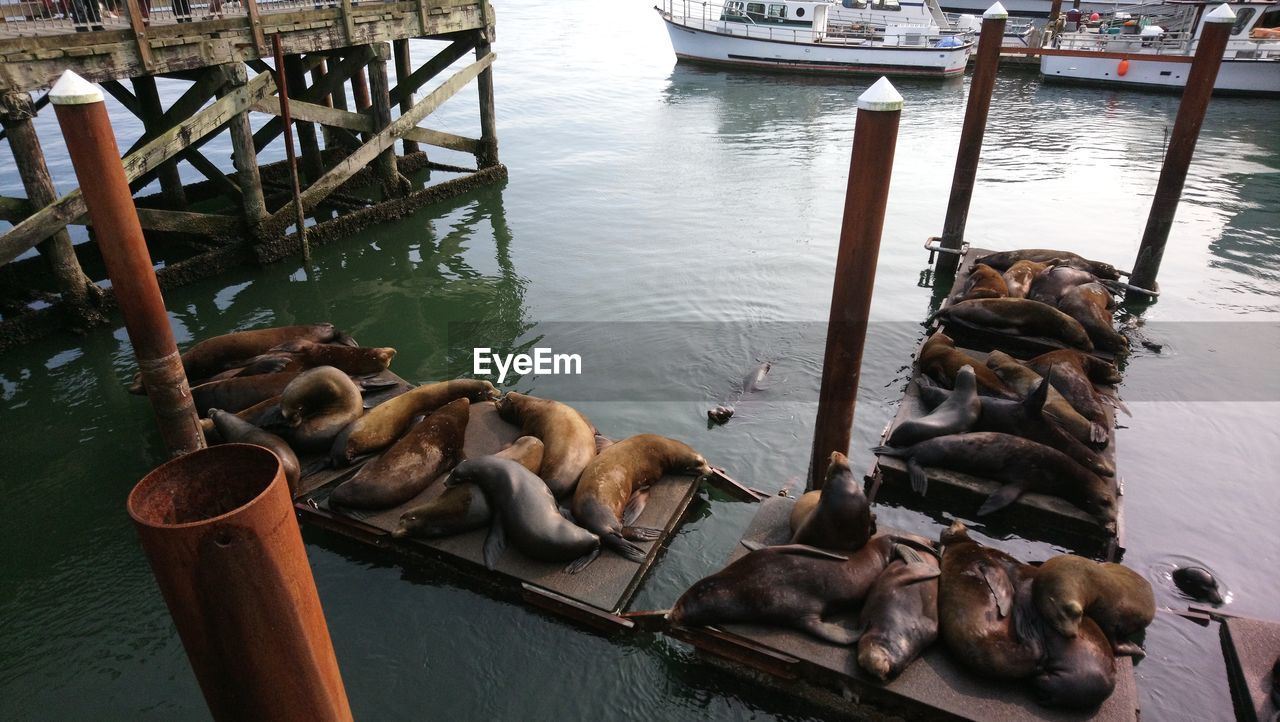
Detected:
[
  {"left": 493, "top": 392, "right": 525, "bottom": 422},
  {"left": 374, "top": 347, "right": 397, "bottom": 366},
  {"left": 857, "top": 637, "right": 905, "bottom": 682},
  {"left": 1042, "top": 595, "right": 1085, "bottom": 638},
  {"left": 953, "top": 364, "right": 977, "bottom": 393},
  {"left": 1083, "top": 485, "right": 1119, "bottom": 525},
  {"left": 939, "top": 520, "right": 969, "bottom": 547},
  {"left": 393, "top": 488, "right": 477, "bottom": 540}
]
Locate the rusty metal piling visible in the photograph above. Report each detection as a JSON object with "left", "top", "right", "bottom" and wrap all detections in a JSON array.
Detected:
[
  {"left": 809, "top": 77, "right": 903, "bottom": 489},
  {"left": 934, "top": 2, "right": 1008, "bottom": 282},
  {"left": 49, "top": 71, "right": 204, "bottom": 456},
  {"left": 1127, "top": 4, "right": 1235, "bottom": 302}
]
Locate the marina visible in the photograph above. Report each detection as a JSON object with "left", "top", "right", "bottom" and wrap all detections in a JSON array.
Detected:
[{"left": 1, "top": 0, "right": 1278, "bottom": 719}]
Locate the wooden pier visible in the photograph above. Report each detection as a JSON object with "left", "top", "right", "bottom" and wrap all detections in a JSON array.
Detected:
[{"left": 0, "top": 0, "right": 504, "bottom": 349}]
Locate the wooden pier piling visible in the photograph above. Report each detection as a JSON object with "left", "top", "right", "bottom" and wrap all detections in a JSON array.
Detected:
[
  {"left": 808, "top": 77, "right": 902, "bottom": 489},
  {"left": 935, "top": 2, "right": 1008, "bottom": 282},
  {"left": 394, "top": 39, "right": 420, "bottom": 156},
  {"left": 1126, "top": 4, "right": 1235, "bottom": 302}
]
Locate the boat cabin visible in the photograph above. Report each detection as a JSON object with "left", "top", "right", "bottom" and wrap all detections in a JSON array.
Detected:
[{"left": 720, "top": 0, "right": 830, "bottom": 28}]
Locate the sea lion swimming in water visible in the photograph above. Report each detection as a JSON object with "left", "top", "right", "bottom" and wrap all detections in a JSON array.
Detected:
[
  {"left": 856, "top": 544, "right": 940, "bottom": 681},
  {"left": 973, "top": 249, "right": 1121, "bottom": 281},
  {"left": 1033, "top": 554, "right": 1154, "bottom": 658},
  {"left": 954, "top": 263, "right": 1009, "bottom": 302},
  {"left": 873, "top": 432, "right": 1117, "bottom": 523},
  {"left": 279, "top": 366, "right": 365, "bottom": 453},
  {"left": 208, "top": 408, "right": 302, "bottom": 492},
  {"left": 934, "top": 298, "right": 1094, "bottom": 352},
  {"left": 495, "top": 392, "right": 598, "bottom": 498},
  {"left": 1172, "top": 566, "right": 1224, "bottom": 604},
  {"left": 707, "top": 361, "right": 771, "bottom": 425},
  {"left": 889, "top": 365, "right": 981, "bottom": 446},
  {"left": 329, "top": 379, "right": 498, "bottom": 466},
  {"left": 1002, "top": 260, "right": 1049, "bottom": 299},
  {"left": 918, "top": 332, "right": 1016, "bottom": 399},
  {"left": 789, "top": 451, "right": 875, "bottom": 551},
  {"left": 987, "top": 351, "right": 1105, "bottom": 446},
  {"left": 569, "top": 434, "right": 709, "bottom": 570}
]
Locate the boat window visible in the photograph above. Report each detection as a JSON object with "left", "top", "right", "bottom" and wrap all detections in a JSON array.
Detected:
[
  {"left": 872, "top": 0, "right": 901, "bottom": 11},
  {"left": 746, "top": 2, "right": 766, "bottom": 20},
  {"left": 796, "top": 6, "right": 804, "bottom": 17},
  {"left": 723, "top": 0, "right": 746, "bottom": 17},
  {"left": 843, "top": 0, "right": 869, "bottom": 8},
  {"left": 1231, "top": 8, "right": 1254, "bottom": 35},
  {"left": 768, "top": 4, "right": 787, "bottom": 19}
]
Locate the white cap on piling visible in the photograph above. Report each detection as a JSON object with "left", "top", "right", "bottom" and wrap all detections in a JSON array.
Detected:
[
  {"left": 857, "top": 77, "right": 903, "bottom": 112},
  {"left": 1204, "top": 3, "right": 1236, "bottom": 22},
  {"left": 49, "top": 70, "right": 103, "bottom": 106},
  {"left": 984, "top": 1, "right": 1009, "bottom": 19}
]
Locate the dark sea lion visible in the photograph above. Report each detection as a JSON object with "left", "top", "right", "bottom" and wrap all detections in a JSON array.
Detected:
[
  {"left": 706, "top": 362, "right": 770, "bottom": 424},
  {"left": 392, "top": 436, "right": 545, "bottom": 540},
  {"left": 329, "top": 397, "right": 470, "bottom": 509},
  {"left": 987, "top": 351, "right": 1104, "bottom": 445},
  {"left": 329, "top": 379, "right": 498, "bottom": 466},
  {"left": 1032, "top": 615, "right": 1117, "bottom": 709},
  {"left": 1172, "top": 566, "right": 1224, "bottom": 604},
  {"left": 495, "top": 392, "right": 597, "bottom": 498},
  {"left": 1002, "top": 260, "right": 1049, "bottom": 299},
  {"left": 241, "top": 340, "right": 397, "bottom": 377},
  {"left": 279, "top": 366, "right": 365, "bottom": 453},
  {"left": 790, "top": 451, "right": 875, "bottom": 551},
  {"left": 1057, "top": 283, "right": 1128, "bottom": 355},
  {"left": 872, "top": 432, "right": 1117, "bottom": 523},
  {"left": 1028, "top": 265, "right": 1106, "bottom": 307},
  {"left": 670, "top": 534, "right": 927, "bottom": 645},
  {"left": 707, "top": 405, "right": 734, "bottom": 424},
  {"left": 208, "top": 408, "right": 302, "bottom": 493},
  {"left": 973, "top": 249, "right": 1121, "bottom": 281},
  {"left": 955, "top": 263, "right": 1009, "bottom": 302},
  {"left": 1025, "top": 348, "right": 1122, "bottom": 386},
  {"left": 569, "top": 434, "right": 709, "bottom": 570},
  {"left": 1022, "top": 355, "right": 1114, "bottom": 438},
  {"left": 937, "top": 521, "right": 1043, "bottom": 680},
  {"left": 935, "top": 298, "right": 1094, "bottom": 351},
  {"left": 446, "top": 455, "right": 600, "bottom": 569},
  {"left": 130, "top": 323, "right": 347, "bottom": 392},
  {"left": 918, "top": 332, "right": 1017, "bottom": 399},
  {"left": 889, "top": 365, "right": 981, "bottom": 446},
  {"left": 1033, "top": 555, "right": 1154, "bottom": 657},
  {"left": 856, "top": 544, "right": 941, "bottom": 681},
  {"left": 917, "top": 378, "right": 1115, "bottom": 477},
  {"left": 191, "top": 372, "right": 300, "bottom": 416}
]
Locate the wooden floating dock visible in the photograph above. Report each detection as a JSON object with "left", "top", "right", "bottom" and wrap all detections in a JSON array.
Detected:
[
  {"left": 1220, "top": 615, "right": 1280, "bottom": 722},
  {"left": 0, "top": 0, "right": 504, "bottom": 350},
  {"left": 291, "top": 373, "right": 718, "bottom": 632},
  {"left": 666, "top": 496, "right": 1140, "bottom": 721}
]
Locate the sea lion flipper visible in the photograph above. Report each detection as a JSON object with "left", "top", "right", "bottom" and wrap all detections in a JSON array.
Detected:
[
  {"left": 888, "top": 536, "right": 941, "bottom": 560},
  {"left": 799, "top": 616, "right": 861, "bottom": 646},
  {"left": 1090, "top": 422, "right": 1109, "bottom": 445},
  {"left": 563, "top": 547, "right": 601, "bottom": 575},
  {"left": 1112, "top": 641, "right": 1146, "bottom": 659},
  {"left": 980, "top": 564, "right": 1013, "bottom": 618},
  {"left": 622, "top": 487, "right": 650, "bottom": 527},
  {"left": 766, "top": 543, "right": 849, "bottom": 562},
  {"left": 740, "top": 539, "right": 767, "bottom": 552},
  {"left": 907, "top": 459, "right": 929, "bottom": 496},
  {"left": 622, "top": 526, "right": 661, "bottom": 542},
  {"left": 604, "top": 533, "right": 649, "bottom": 564},
  {"left": 894, "top": 543, "right": 925, "bottom": 565},
  {"left": 978, "top": 483, "right": 1025, "bottom": 516},
  {"left": 483, "top": 521, "right": 507, "bottom": 570},
  {"left": 356, "top": 377, "right": 400, "bottom": 392}
]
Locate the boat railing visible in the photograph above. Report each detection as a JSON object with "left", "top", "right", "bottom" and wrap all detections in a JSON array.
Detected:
[
  {"left": 662, "top": 0, "right": 964, "bottom": 47},
  {"left": 1053, "top": 27, "right": 1280, "bottom": 58}
]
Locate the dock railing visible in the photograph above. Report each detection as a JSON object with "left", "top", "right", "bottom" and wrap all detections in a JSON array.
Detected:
[{"left": 0, "top": 0, "right": 342, "bottom": 37}]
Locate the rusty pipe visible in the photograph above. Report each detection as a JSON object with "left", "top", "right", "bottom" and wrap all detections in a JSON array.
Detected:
[
  {"left": 128, "top": 444, "right": 352, "bottom": 721},
  {"left": 809, "top": 78, "right": 903, "bottom": 489},
  {"left": 49, "top": 71, "right": 204, "bottom": 456}
]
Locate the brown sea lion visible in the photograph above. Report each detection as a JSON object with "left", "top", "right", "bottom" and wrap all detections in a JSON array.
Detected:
[
  {"left": 569, "top": 434, "right": 709, "bottom": 570},
  {"left": 240, "top": 341, "right": 397, "bottom": 378},
  {"left": 1033, "top": 555, "right": 1154, "bottom": 657},
  {"left": 495, "top": 392, "right": 597, "bottom": 498},
  {"left": 670, "top": 533, "right": 931, "bottom": 645},
  {"left": 888, "top": 365, "right": 981, "bottom": 446},
  {"left": 208, "top": 408, "right": 302, "bottom": 493},
  {"left": 1032, "top": 615, "right": 1118, "bottom": 709},
  {"left": 191, "top": 372, "right": 300, "bottom": 416},
  {"left": 1025, "top": 348, "right": 1122, "bottom": 386},
  {"left": 872, "top": 432, "right": 1117, "bottom": 523},
  {"left": 329, "top": 398, "right": 470, "bottom": 509},
  {"left": 1002, "top": 260, "right": 1049, "bottom": 299},
  {"left": 918, "top": 332, "right": 1017, "bottom": 399},
  {"left": 973, "top": 249, "right": 1121, "bottom": 281},
  {"left": 279, "top": 366, "right": 364, "bottom": 453},
  {"left": 329, "top": 379, "right": 498, "bottom": 466},
  {"left": 1023, "top": 353, "right": 1114, "bottom": 436},
  {"left": 955, "top": 263, "right": 1009, "bottom": 302},
  {"left": 1057, "top": 283, "right": 1128, "bottom": 355},
  {"left": 790, "top": 451, "right": 875, "bottom": 551},
  {"left": 1028, "top": 265, "right": 1113, "bottom": 307},
  {"left": 987, "top": 351, "right": 1105, "bottom": 445},
  {"left": 446, "top": 455, "right": 599, "bottom": 570},
  {"left": 392, "top": 436, "right": 545, "bottom": 540},
  {"left": 935, "top": 298, "right": 1094, "bottom": 351},
  {"left": 856, "top": 544, "right": 941, "bottom": 681}
]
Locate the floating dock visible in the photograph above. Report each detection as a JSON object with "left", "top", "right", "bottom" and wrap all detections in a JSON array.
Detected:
[
  {"left": 1220, "top": 615, "right": 1280, "bottom": 722},
  {"left": 666, "top": 496, "right": 1140, "bottom": 721}
]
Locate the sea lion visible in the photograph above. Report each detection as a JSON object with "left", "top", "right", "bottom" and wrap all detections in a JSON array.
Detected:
[
  {"left": 937, "top": 521, "right": 1043, "bottom": 680},
  {"left": 1033, "top": 554, "right": 1154, "bottom": 658},
  {"left": 208, "top": 408, "right": 302, "bottom": 493},
  {"left": 1002, "top": 260, "right": 1049, "bottom": 299},
  {"left": 191, "top": 372, "right": 299, "bottom": 416},
  {"left": 240, "top": 340, "right": 397, "bottom": 378},
  {"left": 888, "top": 365, "right": 981, "bottom": 446},
  {"left": 392, "top": 436, "right": 545, "bottom": 540},
  {"left": 955, "top": 263, "right": 1009, "bottom": 302},
  {"left": 670, "top": 533, "right": 931, "bottom": 645},
  {"left": 987, "top": 351, "right": 1105, "bottom": 445},
  {"left": 569, "top": 434, "right": 709, "bottom": 570},
  {"left": 1028, "top": 265, "right": 1107, "bottom": 306},
  {"left": 790, "top": 451, "right": 875, "bottom": 551},
  {"left": 918, "top": 332, "right": 1016, "bottom": 399},
  {"left": 856, "top": 544, "right": 941, "bottom": 681},
  {"left": 278, "top": 366, "right": 365, "bottom": 453},
  {"left": 872, "top": 432, "right": 1117, "bottom": 523},
  {"left": 1032, "top": 615, "right": 1118, "bottom": 709},
  {"left": 1057, "top": 283, "right": 1128, "bottom": 355},
  {"left": 707, "top": 406, "right": 734, "bottom": 424},
  {"left": 446, "top": 455, "right": 600, "bottom": 569},
  {"left": 495, "top": 392, "right": 597, "bottom": 498},
  {"left": 329, "top": 397, "right": 470, "bottom": 509},
  {"left": 1024, "top": 348, "right": 1122, "bottom": 386},
  {"left": 917, "top": 377, "right": 1115, "bottom": 477},
  {"left": 1023, "top": 353, "right": 1115, "bottom": 435},
  {"left": 329, "top": 379, "right": 498, "bottom": 466},
  {"left": 972, "top": 249, "right": 1121, "bottom": 281},
  {"left": 935, "top": 298, "right": 1094, "bottom": 351},
  {"left": 1172, "top": 566, "right": 1224, "bottom": 604},
  {"left": 706, "top": 361, "right": 770, "bottom": 425}
]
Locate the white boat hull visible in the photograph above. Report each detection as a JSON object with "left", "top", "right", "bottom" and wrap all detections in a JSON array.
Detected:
[
  {"left": 939, "top": 0, "right": 1138, "bottom": 18},
  {"left": 662, "top": 19, "right": 970, "bottom": 77},
  {"left": 1040, "top": 54, "right": 1280, "bottom": 96}
]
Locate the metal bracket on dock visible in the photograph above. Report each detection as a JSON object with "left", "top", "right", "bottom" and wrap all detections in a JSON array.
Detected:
[{"left": 923, "top": 237, "right": 967, "bottom": 264}]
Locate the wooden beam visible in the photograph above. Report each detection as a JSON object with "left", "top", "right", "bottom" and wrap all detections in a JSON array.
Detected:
[
  {"left": 131, "top": 75, "right": 188, "bottom": 208},
  {"left": 125, "top": 67, "right": 228, "bottom": 157},
  {"left": 123, "top": 0, "right": 155, "bottom": 71},
  {"left": 245, "top": 0, "right": 267, "bottom": 55},
  {"left": 252, "top": 47, "right": 370, "bottom": 153},
  {"left": 389, "top": 36, "right": 476, "bottom": 106},
  {"left": 253, "top": 96, "right": 481, "bottom": 155},
  {"left": 101, "top": 80, "right": 143, "bottom": 118},
  {"left": 3, "top": 195, "right": 240, "bottom": 235}
]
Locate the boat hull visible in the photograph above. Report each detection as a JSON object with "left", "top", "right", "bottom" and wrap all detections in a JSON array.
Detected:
[
  {"left": 1040, "top": 54, "right": 1280, "bottom": 97},
  {"left": 661, "top": 19, "right": 969, "bottom": 77},
  {"left": 939, "top": 0, "right": 1138, "bottom": 19}
]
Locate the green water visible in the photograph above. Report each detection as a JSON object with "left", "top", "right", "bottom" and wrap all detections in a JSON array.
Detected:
[{"left": 2, "top": 0, "right": 1279, "bottom": 719}]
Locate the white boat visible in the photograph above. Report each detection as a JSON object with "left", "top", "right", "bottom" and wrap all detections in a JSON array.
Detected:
[
  {"left": 1040, "top": 1, "right": 1280, "bottom": 95},
  {"left": 656, "top": 0, "right": 975, "bottom": 78},
  {"left": 939, "top": 0, "right": 1140, "bottom": 19},
  {"left": 826, "top": 0, "right": 1037, "bottom": 46}
]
